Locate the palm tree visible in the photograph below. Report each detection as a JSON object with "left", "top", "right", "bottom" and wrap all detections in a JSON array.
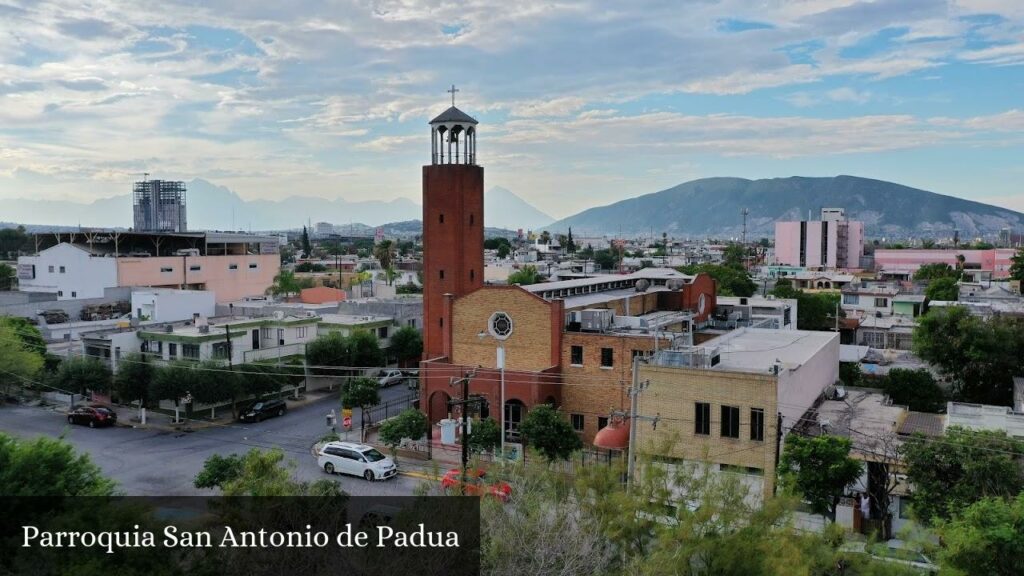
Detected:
[{"left": 373, "top": 240, "right": 396, "bottom": 285}]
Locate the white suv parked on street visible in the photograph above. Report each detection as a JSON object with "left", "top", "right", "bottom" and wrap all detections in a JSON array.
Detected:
[{"left": 318, "top": 441, "right": 397, "bottom": 481}]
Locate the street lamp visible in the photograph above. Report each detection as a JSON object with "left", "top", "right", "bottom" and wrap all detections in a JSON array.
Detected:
[{"left": 478, "top": 311, "right": 512, "bottom": 462}]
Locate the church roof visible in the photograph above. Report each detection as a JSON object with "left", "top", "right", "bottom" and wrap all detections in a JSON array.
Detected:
[{"left": 429, "top": 106, "right": 478, "bottom": 125}]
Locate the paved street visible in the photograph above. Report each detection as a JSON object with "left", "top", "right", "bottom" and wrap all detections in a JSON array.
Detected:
[{"left": 0, "top": 386, "right": 433, "bottom": 497}]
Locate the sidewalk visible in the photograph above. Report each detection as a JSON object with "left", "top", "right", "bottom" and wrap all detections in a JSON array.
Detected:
[{"left": 109, "top": 389, "right": 338, "bottom": 433}]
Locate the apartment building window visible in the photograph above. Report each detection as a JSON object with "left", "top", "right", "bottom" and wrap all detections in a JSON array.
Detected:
[
  {"left": 261, "top": 327, "right": 273, "bottom": 339},
  {"left": 229, "top": 264, "right": 238, "bottom": 270},
  {"left": 59, "top": 266, "right": 65, "bottom": 273},
  {"left": 571, "top": 414, "right": 584, "bottom": 432},
  {"left": 58, "top": 290, "right": 63, "bottom": 296},
  {"left": 406, "top": 319, "right": 416, "bottom": 327},
  {"left": 296, "top": 326, "right": 308, "bottom": 339},
  {"left": 160, "top": 267, "right": 173, "bottom": 273},
  {"left": 695, "top": 402, "right": 711, "bottom": 436},
  {"left": 842, "top": 294, "right": 858, "bottom": 305},
  {"left": 182, "top": 344, "right": 200, "bottom": 360},
  {"left": 597, "top": 416, "right": 608, "bottom": 431},
  {"left": 720, "top": 405, "right": 740, "bottom": 438},
  {"left": 71, "top": 291, "right": 76, "bottom": 298},
  {"left": 151, "top": 341, "right": 163, "bottom": 354},
  {"left": 570, "top": 345, "right": 583, "bottom": 365},
  {"left": 750, "top": 408, "right": 765, "bottom": 442},
  {"left": 48, "top": 265, "right": 54, "bottom": 273},
  {"left": 874, "top": 297, "right": 888, "bottom": 308},
  {"left": 189, "top": 265, "right": 201, "bottom": 271},
  {"left": 631, "top": 349, "right": 649, "bottom": 360},
  {"left": 600, "top": 347, "right": 613, "bottom": 368},
  {"left": 378, "top": 326, "right": 389, "bottom": 339},
  {"left": 212, "top": 342, "right": 230, "bottom": 360},
  {"left": 277, "top": 328, "right": 284, "bottom": 345},
  {"left": 249, "top": 263, "right": 258, "bottom": 269},
  {"left": 168, "top": 343, "right": 177, "bottom": 358}
]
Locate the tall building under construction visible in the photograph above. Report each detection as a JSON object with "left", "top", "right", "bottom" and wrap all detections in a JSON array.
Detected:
[{"left": 133, "top": 179, "right": 187, "bottom": 232}]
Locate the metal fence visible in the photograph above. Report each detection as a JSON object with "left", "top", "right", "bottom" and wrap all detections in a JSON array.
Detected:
[{"left": 362, "top": 392, "right": 419, "bottom": 425}]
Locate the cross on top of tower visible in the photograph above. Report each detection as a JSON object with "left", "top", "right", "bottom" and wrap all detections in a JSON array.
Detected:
[{"left": 447, "top": 84, "right": 459, "bottom": 106}]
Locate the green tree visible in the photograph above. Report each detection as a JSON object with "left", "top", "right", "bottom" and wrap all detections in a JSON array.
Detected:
[
  {"left": 1009, "top": 246, "right": 1024, "bottom": 281},
  {"left": 193, "top": 453, "right": 244, "bottom": 490},
  {"left": 770, "top": 279, "right": 843, "bottom": 330},
  {"left": 0, "top": 225, "right": 29, "bottom": 256},
  {"left": 519, "top": 404, "right": 583, "bottom": 461},
  {"left": 56, "top": 356, "right": 113, "bottom": 396},
  {"left": 0, "top": 432, "right": 116, "bottom": 496},
  {"left": 839, "top": 361, "right": 862, "bottom": 387},
  {"left": 301, "top": 225, "right": 311, "bottom": 256},
  {"left": 266, "top": 270, "right": 303, "bottom": 297},
  {"left": 467, "top": 417, "right": 501, "bottom": 454},
  {"left": 938, "top": 493, "right": 1024, "bottom": 576},
  {"left": 679, "top": 263, "right": 757, "bottom": 297},
  {"left": 342, "top": 377, "right": 380, "bottom": 429},
  {"left": 377, "top": 408, "right": 427, "bottom": 452},
  {"left": 113, "top": 353, "right": 155, "bottom": 406},
  {"left": 373, "top": 240, "right": 396, "bottom": 285},
  {"left": 904, "top": 426, "right": 1024, "bottom": 523},
  {"left": 913, "top": 262, "right": 958, "bottom": 282},
  {"left": 389, "top": 325, "right": 422, "bottom": 366},
  {"left": 151, "top": 361, "right": 202, "bottom": 408},
  {"left": 538, "top": 230, "right": 551, "bottom": 245},
  {"left": 913, "top": 306, "right": 1024, "bottom": 405},
  {"left": 348, "top": 329, "right": 385, "bottom": 368},
  {"left": 496, "top": 243, "right": 511, "bottom": 259},
  {"left": 2, "top": 316, "right": 46, "bottom": 357},
  {"left": 723, "top": 242, "right": 747, "bottom": 269},
  {"left": 779, "top": 434, "right": 863, "bottom": 522},
  {"left": 882, "top": 368, "right": 945, "bottom": 412},
  {"left": 0, "top": 263, "right": 14, "bottom": 290},
  {"left": 0, "top": 320, "right": 44, "bottom": 395},
  {"left": 593, "top": 248, "right": 620, "bottom": 271},
  {"left": 189, "top": 361, "right": 235, "bottom": 409},
  {"left": 508, "top": 264, "right": 542, "bottom": 285},
  {"left": 925, "top": 276, "right": 959, "bottom": 301},
  {"left": 565, "top": 227, "right": 576, "bottom": 254},
  {"left": 219, "top": 448, "right": 343, "bottom": 497}
]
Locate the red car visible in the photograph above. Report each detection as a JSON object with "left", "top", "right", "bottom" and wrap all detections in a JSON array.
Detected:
[
  {"left": 440, "top": 468, "right": 512, "bottom": 502},
  {"left": 67, "top": 405, "right": 118, "bottom": 428}
]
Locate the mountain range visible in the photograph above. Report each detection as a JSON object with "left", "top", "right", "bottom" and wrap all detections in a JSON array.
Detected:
[
  {"left": 3, "top": 179, "right": 555, "bottom": 232},
  {"left": 4, "top": 175, "right": 1021, "bottom": 239},
  {"left": 548, "top": 176, "right": 1024, "bottom": 239}
]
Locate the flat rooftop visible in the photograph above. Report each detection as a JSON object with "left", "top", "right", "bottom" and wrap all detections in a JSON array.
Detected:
[
  {"left": 317, "top": 313, "right": 392, "bottom": 326},
  {"left": 707, "top": 328, "right": 839, "bottom": 371},
  {"left": 814, "top": 389, "right": 908, "bottom": 460},
  {"left": 523, "top": 268, "right": 695, "bottom": 298}
]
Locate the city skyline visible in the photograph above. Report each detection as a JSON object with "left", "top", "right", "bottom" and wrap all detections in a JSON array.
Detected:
[{"left": 1, "top": 1, "right": 1023, "bottom": 218}]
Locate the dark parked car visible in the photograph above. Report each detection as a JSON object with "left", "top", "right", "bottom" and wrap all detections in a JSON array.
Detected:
[
  {"left": 67, "top": 405, "right": 118, "bottom": 428},
  {"left": 239, "top": 399, "right": 287, "bottom": 422}
]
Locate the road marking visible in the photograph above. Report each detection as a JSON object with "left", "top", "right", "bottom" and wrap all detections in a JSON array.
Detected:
[{"left": 399, "top": 469, "right": 439, "bottom": 481}]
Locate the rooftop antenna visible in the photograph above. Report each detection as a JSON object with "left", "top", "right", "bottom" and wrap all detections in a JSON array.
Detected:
[{"left": 741, "top": 208, "right": 749, "bottom": 246}]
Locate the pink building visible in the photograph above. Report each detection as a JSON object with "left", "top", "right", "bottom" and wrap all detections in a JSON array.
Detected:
[
  {"left": 874, "top": 248, "right": 1016, "bottom": 279},
  {"left": 775, "top": 209, "right": 864, "bottom": 270}
]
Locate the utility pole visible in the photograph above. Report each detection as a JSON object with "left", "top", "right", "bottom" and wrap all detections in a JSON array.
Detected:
[
  {"left": 448, "top": 369, "right": 481, "bottom": 493},
  {"left": 626, "top": 356, "right": 658, "bottom": 490},
  {"left": 741, "top": 208, "right": 750, "bottom": 271}
]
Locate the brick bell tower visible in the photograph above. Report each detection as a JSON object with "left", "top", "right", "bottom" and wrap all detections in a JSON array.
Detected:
[{"left": 422, "top": 87, "right": 484, "bottom": 359}]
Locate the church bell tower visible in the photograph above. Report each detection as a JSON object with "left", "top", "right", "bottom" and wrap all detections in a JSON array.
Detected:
[{"left": 422, "top": 87, "right": 484, "bottom": 359}]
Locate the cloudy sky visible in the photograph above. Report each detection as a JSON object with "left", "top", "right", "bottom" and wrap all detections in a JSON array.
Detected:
[{"left": 1, "top": 0, "right": 1023, "bottom": 219}]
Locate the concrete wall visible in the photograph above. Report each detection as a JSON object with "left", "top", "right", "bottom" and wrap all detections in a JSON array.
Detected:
[
  {"left": 116, "top": 254, "right": 279, "bottom": 302},
  {"left": 805, "top": 221, "right": 823, "bottom": 268},
  {"left": 0, "top": 286, "right": 133, "bottom": 331},
  {"left": 131, "top": 289, "right": 216, "bottom": 322},
  {"left": 449, "top": 286, "right": 561, "bottom": 372},
  {"left": 17, "top": 243, "right": 118, "bottom": 299},
  {"left": 777, "top": 332, "right": 839, "bottom": 429},
  {"left": 774, "top": 222, "right": 801, "bottom": 266}
]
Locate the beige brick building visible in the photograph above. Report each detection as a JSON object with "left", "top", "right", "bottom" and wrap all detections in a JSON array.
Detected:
[{"left": 635, "top": 328, "right": 839, "bottom": 501}]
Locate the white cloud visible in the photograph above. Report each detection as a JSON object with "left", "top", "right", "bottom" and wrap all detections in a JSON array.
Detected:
[{"left": 827, "top": 87, "right": 872, "bottom": 104}]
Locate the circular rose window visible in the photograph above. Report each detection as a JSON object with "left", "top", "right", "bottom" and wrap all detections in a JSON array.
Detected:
[{"left": 489, "top": 311, "right": 513, "bottom": 340}]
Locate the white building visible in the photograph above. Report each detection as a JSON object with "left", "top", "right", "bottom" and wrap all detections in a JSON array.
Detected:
[
  {"left": 136, "top": 314, "right": 320, "bottom": 366},
  {"left": 16, "top": 243, "right": 117, "bottom": 300},
  {"left": 131, "top": 289, "right": 216, "bottom": 323}
]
